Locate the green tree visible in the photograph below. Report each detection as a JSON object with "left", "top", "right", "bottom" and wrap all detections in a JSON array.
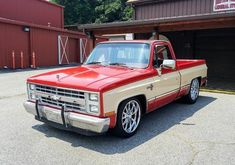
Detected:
[
  {"left": 95, "top": 0, "right": 133, "bottom": 23},
  {"left": 51, "top": 0, "right": 97, "bottom": 25},
  {"left": 51, "top": 0, "right": 133, "bottom": 25}
]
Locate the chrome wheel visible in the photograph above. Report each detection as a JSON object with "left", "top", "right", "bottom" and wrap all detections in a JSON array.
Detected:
[
  {"left": 190, "top": 79, "right": 199, "bottom": 101},
  {"left": 121, "top": 100, "right": 141, "bottom": 134}
]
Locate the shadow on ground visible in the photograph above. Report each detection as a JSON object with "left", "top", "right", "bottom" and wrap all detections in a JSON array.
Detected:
[{"left": 33, "top": 95, "right": 216, "bottom": 154}]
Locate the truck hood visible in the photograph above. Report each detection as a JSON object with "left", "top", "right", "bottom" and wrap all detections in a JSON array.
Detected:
[{"left": 28, "top": 65, "right": 155, "bottom": 92}]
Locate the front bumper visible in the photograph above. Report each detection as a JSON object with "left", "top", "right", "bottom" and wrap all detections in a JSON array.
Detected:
[{"left": 23, "top": 101, "right": 110, "bottom": 134}]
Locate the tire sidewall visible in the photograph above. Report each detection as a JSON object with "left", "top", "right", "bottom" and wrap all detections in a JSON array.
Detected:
[
  {"left": 188, "top": 78, "right": 200, "bottom": 103},
  {"left": 114, "top": 98, "right": 142, "bottom": 138}
]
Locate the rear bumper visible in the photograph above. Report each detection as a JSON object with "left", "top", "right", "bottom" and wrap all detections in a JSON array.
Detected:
[{"left": 23, "top": 101, "right": 110, "bottom": 134}]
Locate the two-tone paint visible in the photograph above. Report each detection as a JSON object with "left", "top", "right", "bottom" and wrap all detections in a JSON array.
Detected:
[{"left": 26, "top": 40, "right": 207, "bottom": 131}]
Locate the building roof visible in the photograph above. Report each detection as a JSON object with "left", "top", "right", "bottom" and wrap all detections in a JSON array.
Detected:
[
  {"left": 127, "top": 0, "right": 168, "bottom": 5},
  {"left": 78, "top": 11, "right": 235, "bottom": 35},
  {"left": 38, "top": 0, "right": 64, "bottom": 8}
]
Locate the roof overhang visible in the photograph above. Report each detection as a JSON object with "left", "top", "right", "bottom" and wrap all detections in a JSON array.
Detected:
[
  {"left": 78, "top": 12, "right": 235, "bottom": 35},
  {"left": 127, "top": 0, "right": 168, "bottom": 5}
]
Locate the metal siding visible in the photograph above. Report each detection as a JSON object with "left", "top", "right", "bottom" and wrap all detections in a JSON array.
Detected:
[
  {"left": 0, "top": 24, "right": 4, "bottom": 68},
  {"left": 183, "top": 0, "right": 188, "bottom": 16},
  {"left": 67, "top": 38, "right": 79, "bottom": 64},
  {"left": 0, "top": 0, "right": 63, "bottom": 28},
  {"left": 159, "top": 3, "right": 163, "bottom": 18},
  {"left": 0, "top": 21, "right": 93, "bottom": 69},
  {"left": 0, "top": 22, "right": 29, "bottom": 69},
  {"left": 178, "top": 0, "right": 183, "bottom": 16},
  {"left": 32, "top": 28, "right": 58, "bottom": 67},
  {"left": 163, "top": 3, "right": 167, "bottom": 17},
  {"left": 135, "top": 0, "right": 218, "bottom": 20},
  {"left": 187, "top": 0, "right": 192, "bottom": 15},
  {"left": 201, "top": 0, "right": 206, "bottom": 13}
]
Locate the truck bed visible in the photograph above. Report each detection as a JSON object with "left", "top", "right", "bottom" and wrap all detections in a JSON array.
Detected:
[{"left": 176, "top": 59, "right": 206, "bottom": 70}]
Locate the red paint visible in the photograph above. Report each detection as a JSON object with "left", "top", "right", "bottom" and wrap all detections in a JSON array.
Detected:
[
  {"left": 28, "top": 65, "right": 156, "bottom": 93},
  {"left": 176, "top": 60, "right": 206, "bottom": 70},
  {"left": 99, "top": 92, "right": 104, "bottom": 117},
  {"left": 108, "top": 115, "right": 117, "bottom": 128},
  {"left": 177, "top": 85, "right": 190, "bottom": 98},
  {"left": 147, "top": 99, "right": 156, "bottom": 112},
  {"left": 148, "top": 90, "right": 179, "bottom": 112}
]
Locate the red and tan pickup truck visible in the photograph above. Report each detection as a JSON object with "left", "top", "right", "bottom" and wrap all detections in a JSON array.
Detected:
[{"left": 24, "top": 40, "right": 207, "bottom": 137}]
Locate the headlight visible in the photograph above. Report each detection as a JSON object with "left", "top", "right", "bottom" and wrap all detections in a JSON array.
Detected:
[
  {"left": 89, "top": 105, "right": 99, "bottom": 113},
  {"left": 89, "top": 93, "right": 98, "bottom": 101},
  {"left": 29, "top": 84, "right": 36, "bottom": 90}
]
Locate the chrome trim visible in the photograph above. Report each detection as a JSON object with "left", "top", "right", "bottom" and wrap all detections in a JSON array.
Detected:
[
  {"left": 27, "top": 83, "right": 100, "bottom": 116},
  {"left": 155, "top": 88, "right": 180, "bottom": 99},
  {"left": 27, "top": 82, "right": 99, "bottom": 94},
  {"left": 23, "top": 101, "right": 110, "bottom": 133}
]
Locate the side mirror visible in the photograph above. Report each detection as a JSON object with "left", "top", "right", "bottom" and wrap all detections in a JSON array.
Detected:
[{"left": 162, "top": 60, "right": 176, "bottom": 70}]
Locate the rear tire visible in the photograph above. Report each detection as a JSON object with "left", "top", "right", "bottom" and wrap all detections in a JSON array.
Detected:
[
  {"left": 184, "top": 78, "right": 200, "bottom": 104},
  {"left": 112, "top": 98, "right": 142, "bottom": 138}
]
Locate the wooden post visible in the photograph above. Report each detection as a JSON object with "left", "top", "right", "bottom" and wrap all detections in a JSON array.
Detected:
[
  {"left": 152, "top": 31, "right": 159, "bottom": 40},
  {"left": 152, "top": 28, "right": 160, "bottom": 40},
  {"left": 20, "top": 51, "right": 24, "bottom": 69},
  {"left": 12, "top": 51, "right": 15, "bottom": 70}
]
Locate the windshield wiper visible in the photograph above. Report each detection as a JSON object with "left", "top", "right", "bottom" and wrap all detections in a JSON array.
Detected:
[
  {"left": 108, "top": 62, "right": 134, "bottom": 69},
  {"left": 86, "top": 61, "right": 102, "bottom": 65},
  {"left": 109, "top": 63, "right": 127, "bottom": 66}
]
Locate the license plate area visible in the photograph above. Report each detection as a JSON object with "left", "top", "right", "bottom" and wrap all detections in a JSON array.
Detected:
[{"left": 44, "top": 109, "right": 63, "bottom": 125}]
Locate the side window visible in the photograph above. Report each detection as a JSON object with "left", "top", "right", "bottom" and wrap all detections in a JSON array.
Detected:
[{"left": 153, "top": 45, "right": 172, "bottom": 67}]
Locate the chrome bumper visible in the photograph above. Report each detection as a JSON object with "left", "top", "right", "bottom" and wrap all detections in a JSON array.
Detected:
[{"left": 23, "top": 101, "right": 110, "bottom": 134}]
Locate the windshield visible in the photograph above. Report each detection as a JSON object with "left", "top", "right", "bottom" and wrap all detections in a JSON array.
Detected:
[{"left": 84, "top": 43, "right": 150, "bottom": 69}]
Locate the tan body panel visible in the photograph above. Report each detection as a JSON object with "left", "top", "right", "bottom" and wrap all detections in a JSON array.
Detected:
[
  {"left": 103, "top": 64, "right": 207, "bottom": 116},
  {"left": 180, "top": 64, "right": 207, "bottom": 87}
]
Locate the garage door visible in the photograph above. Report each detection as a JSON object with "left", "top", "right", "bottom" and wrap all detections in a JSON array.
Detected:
[{"left": 195, "top": 28, "right": 235, "bottom": 81}]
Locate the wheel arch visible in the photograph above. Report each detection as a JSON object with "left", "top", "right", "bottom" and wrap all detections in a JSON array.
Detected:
[
  {"left": 117, "top": 94, "right": 147, "bottom": 115},
  {"left": 196, "top": 76, "right": 202, "bottom": 86}
]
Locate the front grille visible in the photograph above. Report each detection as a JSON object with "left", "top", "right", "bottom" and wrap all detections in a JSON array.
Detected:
[
  {"left": 34, "top": 84, "right": 86, "bottom": 112},
  {"left": 36, "top": 85, "right": 85, "bottom": 99},
  {"left": 41, "top": 97, "right": 85, "bottom": 111}
]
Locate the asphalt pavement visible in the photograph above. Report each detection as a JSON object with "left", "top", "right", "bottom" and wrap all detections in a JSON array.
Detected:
[{"left": 0, "top": 68, "right": 234, "bottom": 165}]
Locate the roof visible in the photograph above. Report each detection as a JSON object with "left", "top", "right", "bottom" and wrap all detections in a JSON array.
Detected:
[
  {"left": 127, "top": 0, "right": 168, "bottom": 5},
  {"left": 78, "top": 11, "right": 235, "bottom": 34},
  {"left": 38, "top": 0, "right": 64, "bottom": 8},
  {"left": 0, "top": 17, "right": 84, "bottom": 36}
]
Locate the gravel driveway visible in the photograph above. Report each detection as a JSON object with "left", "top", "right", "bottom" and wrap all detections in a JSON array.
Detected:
[{"left": 0, "top": 68, "right": 234, "bottom": 165}]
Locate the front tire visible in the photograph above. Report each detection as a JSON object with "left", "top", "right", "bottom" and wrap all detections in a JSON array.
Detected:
[
  {"left": 112, "top": 98, "right": 142, "bottom": 138},
  {"left": 184, "top": 78, "right": 200, "bottom": 104}
]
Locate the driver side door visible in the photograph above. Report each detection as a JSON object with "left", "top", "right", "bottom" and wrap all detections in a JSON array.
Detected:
[{"left": 148, "top": 44, "right": 181, "bottom": 112}]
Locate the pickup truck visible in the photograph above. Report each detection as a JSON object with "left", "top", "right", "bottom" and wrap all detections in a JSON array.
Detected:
[{"left": 23, "top": 40, "right": 207, "bottom": 137}]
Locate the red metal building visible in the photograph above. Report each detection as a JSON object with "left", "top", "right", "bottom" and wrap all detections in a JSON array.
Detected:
[
  {"left": 0, "top": 0, "right": 103, "bottom": 69},
  {"left": 0, "top": 0, "right": 64, "bottom": 28}
]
